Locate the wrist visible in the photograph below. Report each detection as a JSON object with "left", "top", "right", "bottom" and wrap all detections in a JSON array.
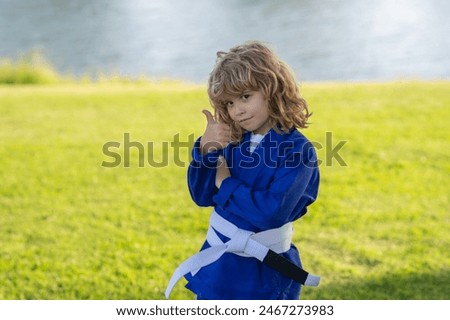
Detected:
[
  {"left": 200, "top": 142, "right": 218, "bottom": 155},
  {"left": 216, "top": 176, "right": 228, "bottom": 189}
]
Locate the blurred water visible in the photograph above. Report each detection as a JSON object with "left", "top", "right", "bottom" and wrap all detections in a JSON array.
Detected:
[{"left": 1, "top": 0, "right": 449, "bottom": 82}]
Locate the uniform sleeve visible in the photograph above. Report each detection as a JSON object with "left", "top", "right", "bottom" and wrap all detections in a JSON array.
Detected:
[
  {"left": 213, "top": 141, "right": 319, "bottom": 230},
  {"left": 187, "top": 137, "right": 222, "bottom": 207}
]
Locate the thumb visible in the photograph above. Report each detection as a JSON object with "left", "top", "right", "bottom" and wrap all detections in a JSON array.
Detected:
[{"left": 202, "top": 109, "right": 216, "bottom": 124}]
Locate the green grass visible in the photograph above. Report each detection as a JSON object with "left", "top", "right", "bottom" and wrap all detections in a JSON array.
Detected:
[
  {"left": 0, "top": 81, "right": 448, "bottom": 299},
  {"left": 0, "top": 52, "right": 61, "bottom": 84},
  {"left": 0, "top": 51, "right": 161, "bottom": 85}
]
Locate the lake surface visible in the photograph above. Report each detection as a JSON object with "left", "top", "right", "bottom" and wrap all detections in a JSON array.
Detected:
[{"left": 1, "top": 0, "right": 449, "bottom": 82}]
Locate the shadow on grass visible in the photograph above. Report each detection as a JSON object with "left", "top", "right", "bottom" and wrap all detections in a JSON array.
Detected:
[{"left": 304, "top": 269, "right": 450, "bottom": 300}]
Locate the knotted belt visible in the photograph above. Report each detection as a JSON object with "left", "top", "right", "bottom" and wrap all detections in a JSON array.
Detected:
[{"left": 165, "top": 210, "right": 320, "bottom": 298}]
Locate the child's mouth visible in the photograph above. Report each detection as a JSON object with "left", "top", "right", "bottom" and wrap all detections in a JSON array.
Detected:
[{"left": 239, "top": 117, "right": 252, "bottom": 123}]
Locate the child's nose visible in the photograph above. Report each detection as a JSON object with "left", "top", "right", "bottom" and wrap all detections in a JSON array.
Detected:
[{"left": 234, "top": 101, "right": 246, "bottom": 115}]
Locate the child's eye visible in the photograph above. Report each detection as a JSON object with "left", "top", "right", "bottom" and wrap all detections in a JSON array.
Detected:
[
  {"left": 241, "top": 94, "right": 251, "bottom": 100},
  {"left": 224, "top": 101, "right": 233, "bottom": 108}
]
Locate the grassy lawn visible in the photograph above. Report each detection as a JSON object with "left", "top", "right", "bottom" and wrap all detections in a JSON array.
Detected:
[{"left": 0, "top": 81, "right": 448, "bottom": 299}]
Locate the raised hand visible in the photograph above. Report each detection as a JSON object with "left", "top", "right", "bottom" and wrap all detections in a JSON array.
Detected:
[{"left": 200, "top": 110, "right": 231, "bottom": 155}]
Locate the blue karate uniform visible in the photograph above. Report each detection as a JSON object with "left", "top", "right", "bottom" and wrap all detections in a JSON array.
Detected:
[{"left": 185, "top": 127, "right": 320, "bottom": 299}]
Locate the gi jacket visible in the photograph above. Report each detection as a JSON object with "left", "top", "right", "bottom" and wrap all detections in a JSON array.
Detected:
[{"left": 185, "top": 127, "right": 320, "bottom": 299}]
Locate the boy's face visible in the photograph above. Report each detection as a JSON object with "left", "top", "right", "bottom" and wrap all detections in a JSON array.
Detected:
[{"left": 224, "top": 90, "right": 271, "bottom": 135}]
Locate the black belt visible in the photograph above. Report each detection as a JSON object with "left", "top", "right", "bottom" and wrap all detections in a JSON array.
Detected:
[{"left": 263, "top": 249, "right": 320, "bottom": 286}]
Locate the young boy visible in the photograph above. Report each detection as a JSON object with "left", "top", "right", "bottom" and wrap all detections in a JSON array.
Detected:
[{"left": 166, "top": 41, "right": 320, "bottom": 299}]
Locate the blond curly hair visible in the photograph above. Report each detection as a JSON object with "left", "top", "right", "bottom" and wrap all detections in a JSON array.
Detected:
[{"left": 207, "top": 41, "right": 311, "bottom": 142}]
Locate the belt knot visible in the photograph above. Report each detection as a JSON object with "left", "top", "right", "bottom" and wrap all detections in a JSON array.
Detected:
[{"left": 226, "top": 229, "right": 254, "bottom": 253}]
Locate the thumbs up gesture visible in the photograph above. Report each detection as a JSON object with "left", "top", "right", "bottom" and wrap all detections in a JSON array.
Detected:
[{"left": 200, "top": 109, "right": 231, "bottom": 155}]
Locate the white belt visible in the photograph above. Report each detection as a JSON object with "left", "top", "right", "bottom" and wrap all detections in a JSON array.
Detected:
[{"left": 165, "top": 210, "right": 294, "bottom": 298}]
